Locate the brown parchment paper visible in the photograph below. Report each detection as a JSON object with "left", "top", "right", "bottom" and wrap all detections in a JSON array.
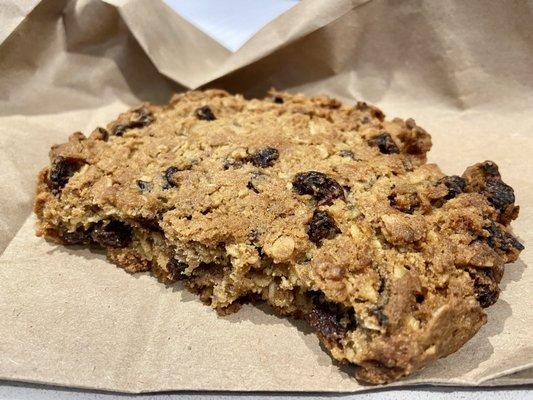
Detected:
[{"left": 0, "top": 0, "right": 532, "bottom": 393}]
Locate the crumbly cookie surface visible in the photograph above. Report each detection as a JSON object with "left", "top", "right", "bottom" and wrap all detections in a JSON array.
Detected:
[{"left": 34, "top": 89, "right": 523, "bottom": 383}]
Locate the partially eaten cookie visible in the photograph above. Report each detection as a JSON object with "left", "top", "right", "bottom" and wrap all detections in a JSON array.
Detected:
[{"left": 34, "top": 89, "right": 523, "bottom": 383}]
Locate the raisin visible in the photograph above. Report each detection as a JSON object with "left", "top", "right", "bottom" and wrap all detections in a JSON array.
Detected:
[
  {"left": 112, "top": 124, "right": 128, "bottom": 136},
  {"left": 167, "top": 258, "right": 188, "bottom": 280},
  {"left": 486, "top": 223, "right": 524, "bottom": 252},
  {"left": 355, "top": 101, "right": 385, "bottom": 121},
  {"left": 338, "top": 149, "right": 355, "bottom": 159},
  {"left": 439, "top": 175, "right": 466, "bottom": 200},
  {"left": 467, "top": 267, "right": 501, "bottom": 308},
  {"left": 61, "top": 226, "right": 92, "bottom": 245},
  {"left": 137, "top": 180, "right": 152, "bottom": 193},
  {"left": 481, "top": 161, "right": 500, "bottom": 176},
  {"left": 367, "top": 133, "right": 400, "bottom": 154},
  {"left": 91, "top": 220, "right": 132, "bottom": 248},
  {"left": 225, "top": 148, "right": 279, "bottom": 170},
  {"left": 509, "top": 236, "right": 524, "bottom": 251},
  {"left": 484, "top": 179, "right": 515, "bottom": 212},
  {"left": 135, "top": 215, "right": 163, "bottom": 233},
  {"left": 308, "top": 307, "right": 346, "bottom": 340},
  {"left": 373, "top": 109, "right": 385, "bottom": 121},
  {"left": 246, "top": 181, "right": 259, "bottom": 193},
  {"left": 48, "top": 156, "right": 85, "bottom": 193},
  {"left": 474, "top": 283, "right": 499, "bottom": 308},
  {"left": 248, "top": 147, "right": 279, "bottom": 168},
  {"left": 462, "top": 161, "right": 517, "bottom": 220},
  {"left": 163, "top": 166, "right": 180, "bottom": 188},
  {"left": 307, "top": 292, "right": 355, "bottom": 340},
  {"left": 94, "top": 127, "right": 109, "bottom": 141},
  {"left": 273, "top": 95, "right": 284, "bottom": 104},
  {"left": 308, "top": 210, "right": 340, "bottom": 244},
  {"left": 293, "top": 171, "right": 345, "bottom": 205},
  {"left": 131, "top": 107, "right": 154, "bottom": 128},
  {"left": 112, "top": 107, "right": 154, "bottom": 136},
  {"left": 195, "top": 106, "right": 216, "bottom": 121}
]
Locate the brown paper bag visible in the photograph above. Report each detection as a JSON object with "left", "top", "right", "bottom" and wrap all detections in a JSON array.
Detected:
[{"left": 0, "top": 0, "right": 531, "bottom": 393}]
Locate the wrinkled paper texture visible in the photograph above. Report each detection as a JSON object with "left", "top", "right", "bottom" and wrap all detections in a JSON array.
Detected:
[{"left": 0, "top": 0, "right": 531, "bottom": 393}]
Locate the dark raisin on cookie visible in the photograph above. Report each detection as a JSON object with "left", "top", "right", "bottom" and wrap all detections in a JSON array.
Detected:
[
  {"left": 483, "top": 179, "right": 515, "bottom": 213},
  {"left": 135, "top": 215, "right": 163, "bottom": 233},
  {"left": 307, "top": 210, "right": 340, "bottom": 244},
  {"left": 373, "top": 109, "right": 385, "bottom": 121},
  {"left": 439, "top": 175, "right": 466, "bottom": 200},
  {"left": 137, "top": 180, "right": 152, "bottom": 193},
  {"left": 481, "top": 161, "right": 500, "bottom": 176},
  {"left": 272, "top": 95, "right": 284, "bottom": 104},
  {"left": 307, "top": 291, "right": 356, "bottom": 340},
  {"left": 91, "top": 220, "right": 132, "bottom": 248},
  {"left": 246, "top": 181, "right": 259, "bottom": 194},
  {"left": 367, "top": 133, "right": 400, "bottom": 154},
  {"left": 415, "top": 294, "right": 425, "bottom": 303},
  {"left": 112, "top": 107, "right": 154, "bottom": 136},
  {"left": 486, "top": 223, "right": 524, "bottom": 252},
  {"left": 474, "top": 283, "right": 499, "bottom": 308},
  {"left": 248, "top": 147, "right": 279, "bottom": 168},
  {"left": 293, "top": 171, "right": 345, "bottom": 205},
  {"left": 48, "top": 156, "right": 85, "bottom": 193},
  {"left": 61, "top": 226, "right": 92, "bottom": 245},
  {"left": 130, "top": 107, "right": 154, "bottom": 128},
  {"left": 355, "top": 101, "right": 385, "bottom": 121},
  {"left": 93, "top": 127, "right": 109, "bottom": 141},
  {"left": 195, "top": 106, "right": 216, "bottom": 121},
  {"left": 462, "top": 161, "right": 518, "bottom": 223},
  {"left": 112, "top": 124, "right": 128, "bottom": 137},
  {"left": 466, "top": 267, "right": 502, "bottom": 309},
  {"left": 167, "top": 258, "right": 188, "bottom": 280},
  {"left": 163, "top": 166, "right": 180, "bottom": 188},
  {"left": 308, "top": 305, "right": 346, "bottom": 340}
]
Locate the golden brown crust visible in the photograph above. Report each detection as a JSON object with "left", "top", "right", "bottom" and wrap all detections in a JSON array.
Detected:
[{"left": 34, "top": 89, "right": 523, "bottom": 383}]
